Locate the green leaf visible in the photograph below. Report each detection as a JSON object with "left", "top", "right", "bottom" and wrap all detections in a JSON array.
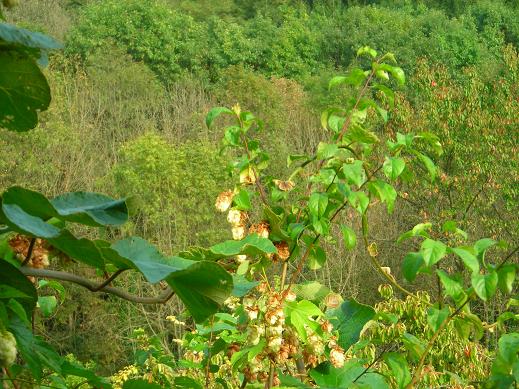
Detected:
[
  {"left": 231, "top": 275, "right": 258, "bottom": 297},
  {"left": 0, "top": 23, "right": 62, "bottom": 50},
  {"left": 10, "top": 318, "right": 63, "bottom": 380},
  {"left": 346, "top": 191, "right": 369, "bottom": 214},
  {"left": 498, "top": 265, "right": 516, "bottom": 294},
  {"left": 348, "top": 124, "right": 379, "bottom": 144},
  {"left": 112, "top": 237, "right": 233, "bottom": 322},
  {"left": 402, "top": 252, "right": 424, "bottom": 282},
  {"left": 414, "top": 151, "right": 437, "bottom": 182},
  {"left": 373, "top": 84, "right": 395, "bottom": 107},
  {"left": 397, "top": 223, "right": 432, "bottom": 243},
  {"left": 317, "top": 142, "right": 339, "bottom": 160},
  {"left": 205, "top": 106, "right": 233, "bottom": 128},
  {"left": 233, "top": 189, "right": 251, "bottom": 211},
  {"left": 7, "top": 298, "right": 29, "bottom": 325},
  {"left": 174, "top": 377, "right": 203, "bottom": 389},
  {"left": 421, "top": 239, "right": 447, "bottom": 267},
  {"left": 474, "top": 238, "right": 496, "bottom": 262},
  {"left": 1, "top": 203, "right": 60, "bottom": 238},
  {"left": 498, "top": 333, "right": 519, "bottom": 365},
  {"left": 451, "top": 247, "right": 479, "bottom": 274},
  {"left": 285, "top": 300, "right": 323, "bottom": 341},
  {"left": 367, "top": 179, "right": 397, "bottom": 213},
  {"left": 51, "top": 192, "right": 128, "bottom": 227},
  {"left": 436, "top": 270, "right": 465, "bottom": 303},
  {"left": 340, "top": 225, "right": 356, "bottom": 250},
  {"left": 471, "top": 271, "right": 498, "bottom": 301},
  {"left": 357, "top": 46, "right": 378, "bottom": 58},
  {"left": 310, "top": 361, "right": 388, "bottom": 389},
  {"left": 308, "top": 245, "right": 326, "bottom": 270},
  {"left": 329, "top": 68, "right": 367, "bottom": 89},
  {"left": 427, "top": 306, "right": 450, "bottom": 332},
  {"left": 0, "top": 259, "right": 37, "bottom": 315},
  {"left": 402, "top": 333, "right": 425, "bottom": 362},
  {"left": 309, "top": 192, "right": 329, "bottom": 220},
  {"left": 38, "top": 296, "right": 57, "bottom": 317},
  {"left": 0, "top": 49, "right": 51, "bottom": 131},
  {"left": 49, "top": 230, "right": 105, "bottom": 269},
  {"left": 342, "top": 160, "right": 365, "bottom": 188},
  {"left": 210, "top": 234, "right": 277, "bottom": 257},
  {"left": 328, "top": 299, "right": 375, "bottom": 350},
  {"left": 384, "top": 353, "right": 411, "bottom": 389},
  {"left": 383, "top": 157, "right": 405, "bottom": 181},
  {"left": 292, "top": 281, "right": 331, "bottom": 304}
]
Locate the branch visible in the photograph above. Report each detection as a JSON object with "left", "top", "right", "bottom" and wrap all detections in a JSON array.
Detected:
[
  {"left": 19, "top": 267, "right": 175, "bottom": 304},
  {"left": 21, "top": 238, "right": 36, "bottom": 266}
]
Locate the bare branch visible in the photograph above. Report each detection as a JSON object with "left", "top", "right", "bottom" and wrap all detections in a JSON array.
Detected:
[{"left": 20, "top": 267, "right": 174, "bottom": 304}]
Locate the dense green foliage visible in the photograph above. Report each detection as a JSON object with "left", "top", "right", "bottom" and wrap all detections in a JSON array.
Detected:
[{"left": 0, "top": 0, "right": 518, "bottom": 388}]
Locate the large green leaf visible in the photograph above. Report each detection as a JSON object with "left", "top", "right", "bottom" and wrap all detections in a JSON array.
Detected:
[
  {"left": 49, "top": 230, "right": 106, "bottom": 269},
  {"left": 427, "top": 306, "right": 450, "bottom": 332},
  {"left": 210, "top": 234, "right": 276, "bottom": 257},
  {"left": 328, "top": 299, "right": 375, "bottom": 350},
  {"left": 168, "top": 261, "right": 232, "bottom": 323},
  {"left": 402, "top": 252, "right": 424, "bottom": 282},
  {"left": 285, "top": 300, "right": 323, "bottom": 341},
  {"left": 0, "top": 259, "right": 37, "bottom": 316},
  {"left": 385, "top": 353, "right": 411, "bottom": 389},
  {"left": 0, "top": 49, "right": 50, "bottom": 132},
  {"left": 51, "top": 192, "right": 128, "bottom": 227},
  {"left": 292, "top": 281, "right": 331, "bottom": 304},
  {"left": 310, "top": 361, "right": 389, "bottom": 389},
  {"left": 112, "top": 237, "right": 232, "bottom": 322},
  {"left": 367, "top": 179, "right": 397, "bottom": 213},
  {"left": 10, "top": 318, "right": 63, "bottom": 381},
  {"left": 123, "top": 379, "right": 162, "bottom": 389},
  {"left": 0, "top": 23, "right": 62, "bottom": 50}
]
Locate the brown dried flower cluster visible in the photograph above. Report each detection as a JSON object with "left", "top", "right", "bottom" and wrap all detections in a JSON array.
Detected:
[
  {"left": 8, "top": 235, "right": 50, "bottom": 269},
  {"left": 248, "top": 221, "right": 270, "bottom": 239},
  {"left": 273, "top": 241, "right": 290, "bottom": 262}
]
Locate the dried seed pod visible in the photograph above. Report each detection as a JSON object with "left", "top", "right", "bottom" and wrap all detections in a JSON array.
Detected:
[
  {"left": 215, "top": 190, "right": 235, "bottom": 212},
  {"left": 274, "top": 241, "right": 290, "bottom": 262}
]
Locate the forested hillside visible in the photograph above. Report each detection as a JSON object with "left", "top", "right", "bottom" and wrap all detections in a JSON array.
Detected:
[{"left": 0, "top": 0, "right": 517, "bottom": 388}]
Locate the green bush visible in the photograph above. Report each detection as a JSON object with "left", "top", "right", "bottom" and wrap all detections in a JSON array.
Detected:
[
  {"left": 66, "top": 0, "right": 208, "bottom": 83},
  {"left": 109, "top": 133, "right": 230, "bottom": 250}
]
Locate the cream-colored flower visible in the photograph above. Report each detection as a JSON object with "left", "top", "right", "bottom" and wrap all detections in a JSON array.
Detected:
[
  {"left": 285, "top": 291, "right": 297, "bottom": 302},
  {"left": 330, "top": 347, "right": 346, "bottom": 368},
  {"left": 232, "top": 225, "right": 246, "bottom": 240},
  {"left": 227, "top": 209, "right": 246, "bottom": 225}
]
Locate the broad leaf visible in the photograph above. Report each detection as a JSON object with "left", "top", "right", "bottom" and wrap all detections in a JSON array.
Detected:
[
  {"left": 421, "top": 239, "right": 447, "bottom": 267},
  {"left": 451, "top": 247, "right": 479, "bottom": 274},
  {"left": 383, "top": 157, "right": 405, "bottom": 181},
  {"left": 402, "top": 252, "right": 424, "bottom": 282},
  {"left": 328, "top": 299, "right": 375, "bottom": 350},
  {"left": 498, "top": 265, "right": 516, "bottom": 294},
  {"left": 0, "top": 49, "right": 50, "bottom": 131},
  {"left": 210, "top": 234, "right": 277, "bottom": 257},
  {"left": 384, "top": 353, "right": 411, "bottom": 389},
  {"left": 427, "top": 306, "right": 450, "bottom": 332},
  {"left": 340, "top": 225, "right": 356, "bottom": 250},
  {"left": 471, "top": 271, "right": 498, "bottom": 301},
  {"left": 285, "top": 300, "right": 323, "bottom": 341},
  {"left": 310, "top": 361, "right": 388, "bottom": 389},
  {"left": 206, "top": 106, "right": 233, "bottom": 128},
  {"left": 0, "top": 259, "right": 37, "bottom": 315},
  {"left": 51, "top": 192, "right": 128, "bottom": 227}
]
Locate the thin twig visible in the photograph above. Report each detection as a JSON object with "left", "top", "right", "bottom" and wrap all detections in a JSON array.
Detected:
[
  {"left": 21, "top": 238, "right": 36, "bottom": 266},
  {"left": 91, "top": 269, "right": 126, "bottom": 291},
  {"left": 353, "top": 343, "right": 394, "bottom": 383}
]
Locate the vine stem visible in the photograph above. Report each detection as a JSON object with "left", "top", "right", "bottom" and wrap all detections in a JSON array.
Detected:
[
  {"left": 18, "top": 267, "right": 175, "bottom": 304},
  {"left": 240, "top": 134, "right": 268, "bottom": 205},
  {"left": 3, "top": 368, "right": 20, "bottom": 389}
]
